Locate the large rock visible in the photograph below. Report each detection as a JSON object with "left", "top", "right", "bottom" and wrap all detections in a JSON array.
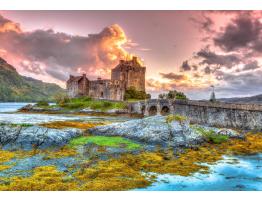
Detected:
[
  {"left": 89, "top": 116, "right": 196, "bottom": 147},
  {"left": 89, "top": 115, "right": 240, "bottom": 148},
  {"left": 0, "top": 125, "right": 81, "bottom": 150}
]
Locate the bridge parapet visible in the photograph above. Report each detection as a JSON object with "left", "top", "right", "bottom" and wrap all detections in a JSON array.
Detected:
[{"left": 128, "top": 99, "right": 262, "bottom": 130}]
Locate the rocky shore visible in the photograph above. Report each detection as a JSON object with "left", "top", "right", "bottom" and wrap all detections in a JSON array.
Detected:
[
  {"left": 89, "top": 115, "right": 241, "bottom": 148},
  {"left": 19, "top": 104, "right": 132, "bottom": 116},
  {"left": 0, "top": 124, "right": 81, "bottom": 150}
]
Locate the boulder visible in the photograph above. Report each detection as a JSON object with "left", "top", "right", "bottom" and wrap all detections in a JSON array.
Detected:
[
  {"left": 19, "top": 104, "right": 34, "bottom": 111},
  {"left": 89, "top": 115, "right": 203, "bottom": 147},
  {"left": 89, "top": 115, "right": 240, "bottom": 148},
  {"left": 0, "top": 125, "right": 81, "bottom": 150}
]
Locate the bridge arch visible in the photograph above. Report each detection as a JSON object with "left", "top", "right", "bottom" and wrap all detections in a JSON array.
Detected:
[
  {"left": 161, "top": 105, "right": 170, "bottom": 116},
  {"left": 148, "top": 105, "right": 158, "bottom": 116}
]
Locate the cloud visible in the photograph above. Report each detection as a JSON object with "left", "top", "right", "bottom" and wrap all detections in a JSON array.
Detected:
[
  {"left": 197, "top": 48, "right": 241, "bottom": 68},
  {"left": 181, "top": 60, "right": 191, "bottom": 71},
  {"left": 0, "top": 14, "right": 21, "bottom": 33},
  {"left": 0, "top": 14, "right": 135, "bottom": 81},
  {"left": 190, "top": 14, "right": 214, "bottom": 34},
  {"left": 159, "top": 72, "right": 186, "bottom": 80},
  {"left": 242, "top": 60, "right": 260, "bottom": 71},
  {"left": 20, "top": 60, "right": 44, "bottom": 75},
  {"left": 216, "top": 70, "right": 262, "bottom": 96},
  {"left": 204, "top": 66, "right": 211, "bottom": 74},
  {"left": 214, "top": 15, "right": 262, "bottom": 53}
]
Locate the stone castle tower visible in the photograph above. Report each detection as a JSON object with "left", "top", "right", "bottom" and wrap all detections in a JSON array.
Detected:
[
  {"left": 66, "top": 56, "right": 146, "bottom": 101},
  {"left": 111, "top": 56, "right": 146, "bottom": 91}
]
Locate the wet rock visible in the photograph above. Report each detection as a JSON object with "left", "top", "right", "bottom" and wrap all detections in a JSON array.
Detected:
[
  {"left": 80, "top": 108, "right": 94, "bottom": 113},
  {"left": 89, "top": 115, "right": 240, "bottom": 148},
  {"left": 19, "top": 104, "right": 34, "bottom": 111},
  {"left": 0, "top": 125, "right": 81, "bottom": 150},
  {"left": 107, "top": 109, "right": 128, "bottom": 114}
]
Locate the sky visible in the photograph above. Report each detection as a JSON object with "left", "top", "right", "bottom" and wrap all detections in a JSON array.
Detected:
[{"left": 0, "top": 10, "right": 262, "bottom": 99}]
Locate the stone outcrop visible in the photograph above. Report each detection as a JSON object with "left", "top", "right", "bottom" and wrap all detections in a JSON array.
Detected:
[
  {"left": 0, "top": 125, "right": 81, "bottom": 150},
  {"left": 89, "top": 115, "right": 240, "bottom": 147}
]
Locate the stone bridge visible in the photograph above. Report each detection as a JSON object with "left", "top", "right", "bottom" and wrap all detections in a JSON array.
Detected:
[{"left": 128, "top": 99, "right": 262, "bottom": 130}]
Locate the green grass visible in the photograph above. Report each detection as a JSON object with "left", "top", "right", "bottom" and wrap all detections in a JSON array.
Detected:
[
  {"left": 58, "top": 97, "right": 128, "bottom": 111},
  {"left": 0, "top": 123, "right": 33, "bottom": 127},
  {"left": 191, "top": 125, "right": 229, "bottom": 144},
  {"left": 165, "top": 114, "right": 187, "bottom": 124},
  {"left": 69, "top": 136, "right": 141, "bottom": 150},
  {"left": 36, "top": 101, "right": 49, "bottom": 107}
]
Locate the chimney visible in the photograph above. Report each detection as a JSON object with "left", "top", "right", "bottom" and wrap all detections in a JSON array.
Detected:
[
  {"left": 82, "top": 73, "right": 86, "bottom": 78},
  {"left": 120, "top": 59, "right": 125, "bottom": 64},
  {"left": 69, "top": 75, "right": 74, "bottom": 79}
]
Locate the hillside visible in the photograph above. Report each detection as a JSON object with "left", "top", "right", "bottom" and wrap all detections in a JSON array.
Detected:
[
  {"left": 219, "top": 94, "right": 262, "bottom": 104},
  {"left": 0, "top": 57, "right": 65, "bottom": 102}
]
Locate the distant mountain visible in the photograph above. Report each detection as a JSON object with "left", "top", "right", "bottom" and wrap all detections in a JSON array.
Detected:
[
  {"left": 219, "top": 94, "right": 262, "bottom": 104},
  {"left": 0, "top": 57, "right": 65, "bottom": 102}
]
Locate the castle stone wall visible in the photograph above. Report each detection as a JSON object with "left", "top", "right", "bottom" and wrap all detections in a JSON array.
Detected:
[{"left": 67, "top": 57, "right": 146, "bottom": 101}]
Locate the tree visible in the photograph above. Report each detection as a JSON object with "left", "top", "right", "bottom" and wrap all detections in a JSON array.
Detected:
[
  {"left": 159, "top": 93, "right": 167, "bottom": 99},
  {"left": 159, "top": 90, "right": 187, "bottom": 100},
  {"left": 124, "top": 87, "right": 150, "bottom": 100}
]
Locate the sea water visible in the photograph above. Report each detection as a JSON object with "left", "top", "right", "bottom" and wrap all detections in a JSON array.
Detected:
[
  {"left": 0, "top": 102, "right": 131, "bottom": 124},
  {"left": 137, "top": 154, "right": 262, "bottom": 191}
]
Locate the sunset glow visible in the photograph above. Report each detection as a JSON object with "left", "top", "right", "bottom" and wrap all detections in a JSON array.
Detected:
[{"left": 1, "top": 11, "right": 262, "bottom": 99}]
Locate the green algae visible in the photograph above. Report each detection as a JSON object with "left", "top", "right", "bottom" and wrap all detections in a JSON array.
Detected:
[
  {"left": 165, "top": 114, "right": 187, "bottom": 123},
  {"left": 0, "top": 132, "right": 262, "bottom": 191},
  {"left": 39, "top": 121, "right": 104, "bottom": 129},
  {"left": 191, "top": 125, "right": 229, "bottom": 144},
  {"left": 69, "top": 136, "right": 141, "bottom": 150}
]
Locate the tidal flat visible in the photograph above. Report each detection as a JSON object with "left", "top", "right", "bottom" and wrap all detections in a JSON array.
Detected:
[{"left": 0, "top": 103, "right": 262, "bottom": 191}]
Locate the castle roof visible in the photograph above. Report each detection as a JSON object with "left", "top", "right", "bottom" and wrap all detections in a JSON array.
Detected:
[
  {"left": 112, "top": 56, "right": 145, "bottom": 70},
  {"left": 67, "top": 74, "right": 87, "bottom": 83}
]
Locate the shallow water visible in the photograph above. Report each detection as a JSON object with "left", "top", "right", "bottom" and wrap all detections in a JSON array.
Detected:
[
  {"left": 0, "top": 102, "right": 131, "bottom": 124},
  {"left": 0, "top": 102, "right": 31, "bottom": 113},
  {"left": 137, "top": 154, "right": 262, "bottom": 191}
]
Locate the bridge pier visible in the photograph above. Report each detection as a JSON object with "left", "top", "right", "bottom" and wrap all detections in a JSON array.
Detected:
[
  {"left": 144, "top": 104, "right": 149, "bottom": 116},
  {"left": 156, "top": 101, "right": 161, "bottom": 115},
  {"left": 169, "top": 100, "right": 175, "bottom": 114}
]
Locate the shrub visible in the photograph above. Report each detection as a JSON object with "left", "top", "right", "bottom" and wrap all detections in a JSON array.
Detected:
[
  {"left": 193, "top": 126, "right": 229, "bottom": 144},
  {"left": 165, "top": 114, "right": 187, "bottom": 123},
  {"left": 81, "top": 96, "right": 92, "bottom": 102},
  {"left": 65, "top": 102, "right": 84, "bottom": 109},
  {"left": 159, "top": 90, "right": 187, "bottom": 100},
  {"left": 36, "top": 101, "right": 49, "bottom": 107},
  {"left": 124, "top": 87, "right": 150, "bottom": 100},
  {"left": 55, "top": 95, "right": 70, "bottom": 106},
  {"left": 102, "top": 101, "right": 113, "bottom": 108}
]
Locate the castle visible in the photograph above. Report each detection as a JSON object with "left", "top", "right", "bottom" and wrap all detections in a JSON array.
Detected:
[{"left": 66, "top": 56, "right": 146, "bottom": 101}]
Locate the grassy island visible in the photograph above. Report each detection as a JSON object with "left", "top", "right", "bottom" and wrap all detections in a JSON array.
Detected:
[{"left": 57, "top": 97, "right": 128, "bottom": 111}]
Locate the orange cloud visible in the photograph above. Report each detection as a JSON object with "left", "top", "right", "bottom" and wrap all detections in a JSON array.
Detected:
[{"left": 0, "top": 14, "right": 142, "bottom": 84}]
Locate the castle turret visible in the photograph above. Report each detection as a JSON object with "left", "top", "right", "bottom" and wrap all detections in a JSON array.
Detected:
[{"left": 111, "top": 57, "right": 146, "bottom": 91}]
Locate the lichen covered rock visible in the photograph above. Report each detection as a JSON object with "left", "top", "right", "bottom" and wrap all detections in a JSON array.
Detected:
[
  {"left": 0, "top": 125, "right": 81, "bottom": 150},
  {"left": 89, "top": 115, "right": 240, "bottom": 147}
]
